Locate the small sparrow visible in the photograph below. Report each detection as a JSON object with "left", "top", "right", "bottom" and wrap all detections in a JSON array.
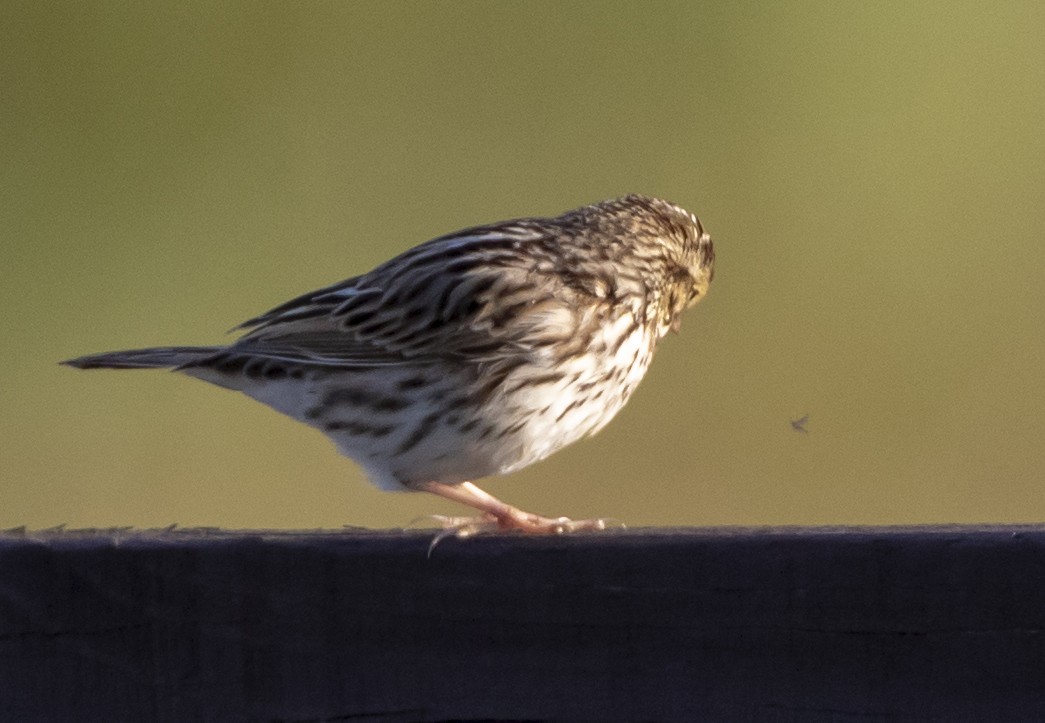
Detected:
[{"left": 64, "top": 195, "right": 715, "bottom": 535}]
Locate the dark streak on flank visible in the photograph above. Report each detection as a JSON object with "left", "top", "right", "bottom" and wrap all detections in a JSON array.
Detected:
[
  {"left": 397, "top": 375, "right": 428, "bottom": 391},
  {"left": 504, "top": 371, "right": 565, "bottom": 394},
  {"left": 608, "top": 318, "right": 640, "bottom": 357},
  {"left": 323, "top": 387, "right": 408, "bottom": 414},
  {"left": 324, "top": 420, "right": 394, "bottom": 437},
  {"left": 262, "top": 365, "right": 287, "bottom": 380},
  {"left": 372, "top": 396, "right": 408, "bottom": 413},
  {"left": 443, "top": 394, "right": 472, "bottom": 411},
  {"left": 555, "top": 398, "right": 584, "bottom": 423},
  {"left": 495, "top": 418, "right": 528, "bottom": 439},
  {"left": 396, "top": 411, "right": 441, "bottom": 455},
  {"left": 473, "top": 374, "right": 506, "bottom": 406},
  {"left": 489, "top": 300, "right": 531, "bottom": 330},
  {"left": 470, "top": 358, "right": 528, "bottom": 407}
]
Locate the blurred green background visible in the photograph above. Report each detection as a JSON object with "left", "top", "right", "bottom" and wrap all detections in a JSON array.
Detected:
[{"left": 3, "top": 2, "right": 1044, "bottom": 530}]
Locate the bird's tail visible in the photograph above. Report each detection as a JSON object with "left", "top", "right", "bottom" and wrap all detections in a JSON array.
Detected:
[{"left": 61, "top": 346, "right": 222, "bottom": 370}]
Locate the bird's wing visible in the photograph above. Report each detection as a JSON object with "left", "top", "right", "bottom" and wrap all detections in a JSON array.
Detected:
[{"left": 223, "top": 225, "right": 600, "bottom": 368}]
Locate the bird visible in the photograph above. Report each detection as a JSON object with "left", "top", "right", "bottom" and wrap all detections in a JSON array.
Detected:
[
  {"left": 790, "top": 414, "right": 810, "bottom": 434},
  {"left": 63, "top": 195, "right": 715, "bottom": 536}
]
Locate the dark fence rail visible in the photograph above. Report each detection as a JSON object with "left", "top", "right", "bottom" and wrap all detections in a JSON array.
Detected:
[{"left": 2, "top": 525, "right": 1044, "bottom": 721}]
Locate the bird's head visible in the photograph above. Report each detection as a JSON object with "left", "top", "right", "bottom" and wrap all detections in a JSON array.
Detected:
[{"left": 619, "top": 195, "right": 715, "bottom": 334}]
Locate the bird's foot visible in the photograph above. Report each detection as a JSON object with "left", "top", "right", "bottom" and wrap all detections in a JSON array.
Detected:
[
  {"left": 418, "top": 512, "right": 618, "bottom": 556},
  {"left": 433, "top": 511, "right": 612, "bottom": 535},
  {"left": 405, "top": 480, "right": 621, "bottom": 555}
]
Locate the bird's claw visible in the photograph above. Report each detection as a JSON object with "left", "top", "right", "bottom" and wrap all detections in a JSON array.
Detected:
[{"left": 419, "top": 513, "right": 620, "bottom": 556}]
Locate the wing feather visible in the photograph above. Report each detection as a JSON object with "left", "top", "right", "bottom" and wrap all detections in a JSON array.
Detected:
[{"left": 224, "top": 225, "right": 596, "bottom": 369}]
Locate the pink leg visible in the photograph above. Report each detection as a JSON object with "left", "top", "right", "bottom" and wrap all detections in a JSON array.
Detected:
[{"left": 408, "top": 480, "right": 609, "bottom": 535}]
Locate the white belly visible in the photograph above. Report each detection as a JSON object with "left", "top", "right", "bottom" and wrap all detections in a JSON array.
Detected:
[{"left": 184, "top": 312, "right": 656, "bottom": 492}]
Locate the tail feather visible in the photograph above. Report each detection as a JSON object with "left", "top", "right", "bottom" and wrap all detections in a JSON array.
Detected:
[{"left": 61, "top": 346, "right": 222, "bottom": 370}]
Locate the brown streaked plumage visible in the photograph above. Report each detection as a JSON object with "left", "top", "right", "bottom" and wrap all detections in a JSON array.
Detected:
[{"left": 63, "top": 195, "right": 715, "bottom": 535}]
